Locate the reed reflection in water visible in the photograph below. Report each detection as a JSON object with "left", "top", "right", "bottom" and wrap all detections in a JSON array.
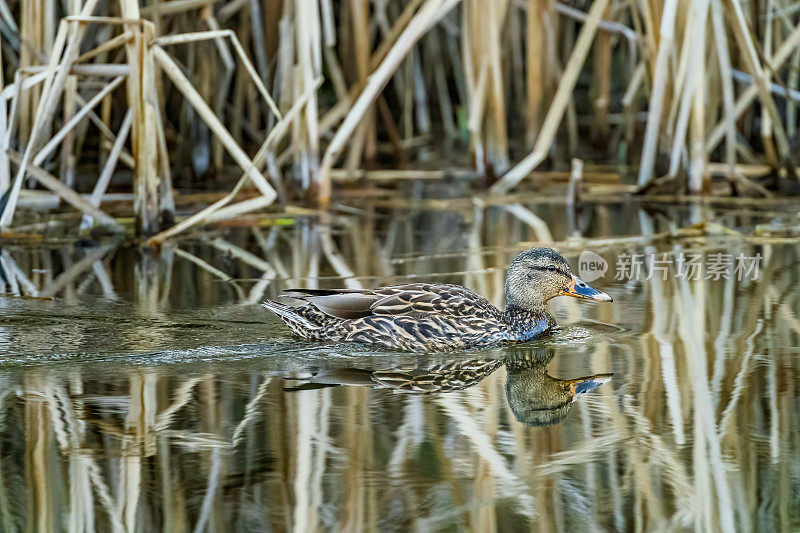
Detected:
[{"left": 0, "top": 199, "right": 798, "bottom": 531}]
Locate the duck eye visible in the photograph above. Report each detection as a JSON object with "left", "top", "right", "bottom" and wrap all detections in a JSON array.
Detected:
[{"left": 547, "top": 265, "right": 556, "bottom": 271}]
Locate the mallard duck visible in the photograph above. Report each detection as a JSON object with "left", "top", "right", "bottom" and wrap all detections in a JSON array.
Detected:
[
  {"left": 283, "top": 348, "right": 612, "bottom": 428},
  {"left": 262, "top": 247, "right": 612, "bottom": 351}
]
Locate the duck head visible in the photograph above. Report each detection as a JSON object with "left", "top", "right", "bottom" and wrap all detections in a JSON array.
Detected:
[
  {"left": 505, "top": 348, "right": 613, "bottom": 427},
  {"left": 504, "top": 247, "right": 612, "bottom": 310}
]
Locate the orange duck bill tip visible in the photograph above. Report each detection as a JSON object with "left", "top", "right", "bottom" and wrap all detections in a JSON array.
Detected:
[{"left": 562, "top": 275, "right": 613, "bottom": 302}]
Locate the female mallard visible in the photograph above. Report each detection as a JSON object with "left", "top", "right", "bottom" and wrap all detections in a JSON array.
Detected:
[{"left": 262, "top": 247, "right": 612, "bottom": 351}]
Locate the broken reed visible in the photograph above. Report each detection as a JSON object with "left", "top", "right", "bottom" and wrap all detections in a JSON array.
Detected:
[{"left": 1, "top": 0, "right": 800, "bottom": 238}]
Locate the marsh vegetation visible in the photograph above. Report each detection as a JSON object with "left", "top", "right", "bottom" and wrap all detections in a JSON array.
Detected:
[
  {"left": 1, "top": 1, "right": 800, "bottom": 530},
  {"left": 1, "top": 0, "right": 800, "bottom": 238}
]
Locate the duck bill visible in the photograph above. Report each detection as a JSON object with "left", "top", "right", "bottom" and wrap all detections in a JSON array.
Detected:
[
  {"left": 562, "top": 275, "right": 613, "bottom": 302},
  {"left": 566, "top": 374, "right": 613, "bottom": 396}
]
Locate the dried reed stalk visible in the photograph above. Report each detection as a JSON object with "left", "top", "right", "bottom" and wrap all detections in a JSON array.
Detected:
[
  {"left": 7, "top": 150, "right": 119, "bottom": 227},
  {"left": 2, "top": 0, "right": 800, "bottom": 234},
  {"left": 152, "top": 45, "right": 276, "bottom": 202},
  {"left": 318, "top": 0, "right": 462, "bottom": 206},
  {"left": 0, "top": 20, "right": 69, "bottom": 227},
  {"left": 635, "top": 0, "right": 678, "bottom": 187},
  {"left": 142, "top": 78, "right": 317, "bottom": 246},
  {"left": 491, "top": 0, "right": 610, "bottom": 193},
  {"left": 80, "top": 109, "right": 133, "bottom": 230}
]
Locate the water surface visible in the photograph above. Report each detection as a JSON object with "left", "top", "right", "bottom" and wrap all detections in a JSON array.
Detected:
[{"left": 1, "top": 197, "right": 798, "bottom": 531}]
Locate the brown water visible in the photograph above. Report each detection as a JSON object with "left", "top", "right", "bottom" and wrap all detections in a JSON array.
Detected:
[{"left": 0, "top": 196, "right": 799, "bottom": 532}]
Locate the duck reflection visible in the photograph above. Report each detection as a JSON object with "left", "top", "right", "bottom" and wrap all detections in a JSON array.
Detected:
[
  {"left": 503, "top": 348, "right": 612, "bottom": 426},
  {"left": 283, "top": 348, "right": 612, "bottom": 427}
]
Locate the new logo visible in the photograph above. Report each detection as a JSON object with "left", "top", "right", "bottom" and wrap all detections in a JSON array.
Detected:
[{"left": 578, "top": 250, "right": 607, "bottom": 282}]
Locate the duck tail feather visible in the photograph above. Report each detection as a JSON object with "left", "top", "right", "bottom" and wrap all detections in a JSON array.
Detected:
[{"left": 261, "top": 300, "right": 317, "bottom": 331}]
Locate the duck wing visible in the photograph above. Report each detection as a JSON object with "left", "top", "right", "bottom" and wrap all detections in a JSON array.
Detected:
[
  {"left": 281, "top": 288, "right": 383, "bottom": 319},
  {"left": 282, "top": 283, "right": 501, "bottom": 321}
]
